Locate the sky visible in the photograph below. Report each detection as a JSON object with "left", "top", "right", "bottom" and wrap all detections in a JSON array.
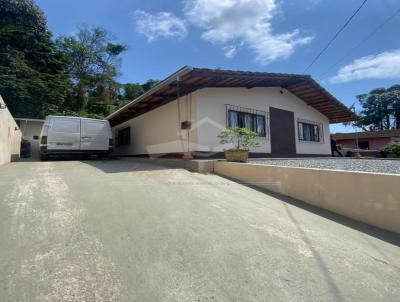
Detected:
[{"left": 36, "top": 0, "right": 400, "bottom": 133}]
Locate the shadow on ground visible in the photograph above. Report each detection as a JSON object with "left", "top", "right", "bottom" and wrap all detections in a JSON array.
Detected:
[
  {"left": 236, "top": 179, "right": 400, "bottom": 247},
  {"left": 81, "top": 158, "right": 178, "bottom": 173},
  {"left": 195, "top": 172, "right": 400, "bottom": 247}
]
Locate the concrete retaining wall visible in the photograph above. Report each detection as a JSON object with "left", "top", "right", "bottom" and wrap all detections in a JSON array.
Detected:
[
  {"left": 0, "top": 96, "right": 22, "bottom": 165},
  {"left": 214, "top": 161, "right": 400, "bottom": 234}
]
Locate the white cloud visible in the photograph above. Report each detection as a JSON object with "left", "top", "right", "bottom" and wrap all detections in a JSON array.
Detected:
[
  {"left": 223, "top": 45, "right": 237, "bottom": 58},
  {"left": 133, "top": 10, "right": 187, "bottom": 42},
  {"left": 329, "top": 49, "right": 400, "bottom": 83},
  {"left": 184, "top": 0, "right": 312, "bottom": 64}
]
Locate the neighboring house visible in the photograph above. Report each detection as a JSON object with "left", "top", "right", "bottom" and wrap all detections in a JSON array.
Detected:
[
  {"left": 15, "top": 118, "right": 45, "bottom": 158},
  {"left": 107, "top": 67, "right": 355, "bottom": 158},
  {"left": 333, "top": 129, "right": 400, "bottom": 150}
]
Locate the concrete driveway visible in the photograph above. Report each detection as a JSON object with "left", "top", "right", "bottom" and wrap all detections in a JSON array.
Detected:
[{"left": 0, "top": 159, "right": 399, "bottom": 302}]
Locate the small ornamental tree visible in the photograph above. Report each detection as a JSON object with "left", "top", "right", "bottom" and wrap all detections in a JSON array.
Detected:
[
  {"left": 218, "top": 127, "right": 260, "bottom": 150},
  {"left": 383, "top": 142, "right": 400, "bottom": 158}
]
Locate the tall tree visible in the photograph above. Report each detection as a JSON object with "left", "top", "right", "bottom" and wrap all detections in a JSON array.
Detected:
[
  {"left": 357, "top": 85, "right": 400, "bottom": 130},
  {"left": 142, "top": 79, "right": 160, "bottom": 92},
  {"left": 385, "top": 85, "right": 400, "bottom": 128},
  {"left": 56, "top": 26, "right": 127, "bottom": 116},
  {"left": 0, "top": 0, "right": 70, "bottom": 118},
  {"left": 124, "top": 83, "right": 144, "bottom": 100}
]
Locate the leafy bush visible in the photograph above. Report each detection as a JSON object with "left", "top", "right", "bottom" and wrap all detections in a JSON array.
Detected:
[
  {"left": 383, "top": 142, "right": 400, "bottom": 158},
  {"left": 218, "top": 127, "right": 260, "bottom": 150}
]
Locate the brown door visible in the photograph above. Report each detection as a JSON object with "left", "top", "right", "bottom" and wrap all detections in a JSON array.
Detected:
[{"left": 270, "top": 107, "right": 296, "bottom": 156}]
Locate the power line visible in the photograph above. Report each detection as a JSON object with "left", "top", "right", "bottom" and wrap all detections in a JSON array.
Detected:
[
  {"left": 318, "top": 7, "right": 400, "bottom": 80},
  {"left": 303, "top": 0, "right": 368, "bottom": 74}
]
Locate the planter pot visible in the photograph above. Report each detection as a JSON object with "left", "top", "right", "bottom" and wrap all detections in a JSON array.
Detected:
[{"left": 224, "top": 149, "right": 249, "bottom": 162}]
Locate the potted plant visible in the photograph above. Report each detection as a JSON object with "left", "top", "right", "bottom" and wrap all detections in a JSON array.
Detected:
[{"left": 217, "top": 127, "right": 260, "bottom": 162}]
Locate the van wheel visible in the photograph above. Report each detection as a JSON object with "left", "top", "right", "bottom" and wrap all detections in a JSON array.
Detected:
[{"left": 39, "top": 154, "right": 48, "bottom": 161}]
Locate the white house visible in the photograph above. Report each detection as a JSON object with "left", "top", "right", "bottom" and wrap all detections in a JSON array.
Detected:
[{"left": 106, "top": 67, "right": 355, "bottom": 158}]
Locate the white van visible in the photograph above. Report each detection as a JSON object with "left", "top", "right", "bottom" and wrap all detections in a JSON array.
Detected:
[{"left": 39, "top": 116, "right": 112, "bottom": 160}]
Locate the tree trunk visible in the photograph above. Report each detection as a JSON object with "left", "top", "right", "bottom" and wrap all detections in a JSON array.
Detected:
[{"left": 395, "top": 110, "right": 400, "bottom": 128}]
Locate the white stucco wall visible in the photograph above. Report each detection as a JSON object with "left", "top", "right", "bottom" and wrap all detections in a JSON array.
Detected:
[
  {"left": 195, "top": 87, "right": 331, "bottom": 155},
  {"left": 0, "top": 96, "right": 22, "bottom": 165},
  {"left": 112, "top": 94, "right": 198, "bottom": 156},
  {"left": 17, "top": 120, "right": 44, "bottom": 158},
  {"left": 111, "top": 87, "right": 331, "bottom": 156}
]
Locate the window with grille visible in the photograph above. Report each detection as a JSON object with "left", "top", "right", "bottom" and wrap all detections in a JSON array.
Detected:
[
  {"left": 298, "top": 120, "right": 323, "bottom": 142},
  {"left": 226, "top": 105, "right": 267, "bottom": 137}
]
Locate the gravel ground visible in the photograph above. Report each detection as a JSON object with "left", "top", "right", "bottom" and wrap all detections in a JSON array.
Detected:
[{"left": 251, "top": 158, "right": 400, "bottom": 174}]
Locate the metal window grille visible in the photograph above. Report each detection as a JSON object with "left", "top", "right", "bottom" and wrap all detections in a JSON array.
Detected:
[
  {"left": 225, "top": 104, "right": 269, "bottom": 139},
  {"left": 297, "top": 118, "right": 324, "bottom": 143}
]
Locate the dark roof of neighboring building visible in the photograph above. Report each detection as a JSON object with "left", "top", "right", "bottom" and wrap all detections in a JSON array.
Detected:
[
  {"left": 107, "top": 66, "right": 356, "bottom": 126},
  {"left": 333, "top": 129, "right": 400, "bottom": 140}
]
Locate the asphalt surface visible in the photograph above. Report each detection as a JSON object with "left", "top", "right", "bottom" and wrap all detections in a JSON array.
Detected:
[
  {"left": 0, "top": 159, "right": 399, "bottom": 302},
  {"left": 251, "top": 158, "right": 400, "bottom": 174}
]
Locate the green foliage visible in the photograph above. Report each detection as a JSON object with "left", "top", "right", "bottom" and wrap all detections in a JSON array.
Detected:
[
  {"left": 85, "top": 97, "right": 116, "bottom": 118},
  {"left": 56, "top": 25, "right": 127, "bottom": 113},
  {"left": 357, "top": 84, "right": 400, "bottom": 130},
  {"left": 0, "top": 0, "right": 70, "bottom": 118},
  {"left": 383, "top": 143, "right": 400, "bottom": 158},
  {"left": 218, "top": 127, "right": 261, "bottom": 150},
  {"left": 116, "top": 81, "right": 159, "bottom": 109},
  {"left": 124, "top": 83, "right": 144, "bottom": 100},
  {"left": 0, "top": 2, "right": 160, "bottom": 119},
  {"left": 142, "top": 79, "right": 160, "bottom": 91}
]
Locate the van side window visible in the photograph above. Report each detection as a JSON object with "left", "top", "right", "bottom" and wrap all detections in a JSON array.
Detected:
[
  {"left": 118, "top": 127, "right": 130, "bottom": 146},
  {"left": 52, "top": 119, "right": 79, "bottom": 133}
]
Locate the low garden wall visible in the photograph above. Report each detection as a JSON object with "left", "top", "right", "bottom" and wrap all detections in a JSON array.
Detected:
[{"left": 214, "top": 161, "right": 400, "bottom": 234}]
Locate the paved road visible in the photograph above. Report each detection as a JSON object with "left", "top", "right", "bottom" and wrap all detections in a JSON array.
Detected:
[{"left": 0, "top": 159, "right": 399, "bottom": 302}]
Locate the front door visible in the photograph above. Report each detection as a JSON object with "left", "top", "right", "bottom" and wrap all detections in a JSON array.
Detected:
[{"left": 270, "top": 107, "right": 296, "bottom": 156}]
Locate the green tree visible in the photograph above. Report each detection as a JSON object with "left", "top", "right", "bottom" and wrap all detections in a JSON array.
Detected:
[
  {"left": 142, "top": 79, "right": 160, "bottom": 92},
  {"left": 357, "top": 85, "right": 400, "bottom": 130},
  {"left": 218, "top": 127, "right": 261, "bottom": 150},
  {"left": 114, "top": 82, "right": 145, "bottom": 108},
  {"left": 0, "top": 0, "right": 70, "bottom": 118},
  {"left": 56, "top": 25, "right": 127, "bottom": 115},
  {"left": 124, "top": 83, "right": 144, "bottom": 100},
  {"left": 385, "top": 85, "right": 400, "bottom": 128}
]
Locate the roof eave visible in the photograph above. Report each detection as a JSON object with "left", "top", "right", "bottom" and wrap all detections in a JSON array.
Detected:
[{"left": 106, "top": 66, "right": 193, "bottom": 121}]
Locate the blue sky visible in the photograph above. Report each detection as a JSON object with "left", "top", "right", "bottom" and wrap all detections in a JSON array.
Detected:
[{"left": 36, "top": 0, "right": 400, "bottom": 133}]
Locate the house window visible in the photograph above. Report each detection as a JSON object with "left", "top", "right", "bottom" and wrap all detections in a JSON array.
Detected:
[
  {"left": 227, "top": 108, "right": 266, "bottom": 137},
  {"left": 298, "top": 120, "right": 322, "bottom": 142},
  {"left": 118, "top": 127, "right": 130, "bottom": 146}
]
